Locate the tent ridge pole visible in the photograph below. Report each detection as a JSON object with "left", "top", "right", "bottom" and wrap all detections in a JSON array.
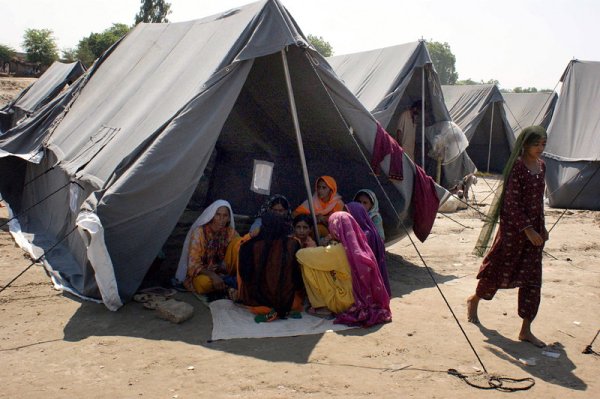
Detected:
[
  {"left": 487, "top": 104, "right": 495, "bottom": 173},
  {"left": 281, "top": 48, "right": 321, "bottom": 242},
  {"left": 421, "top": 67, "right": 426, "bottom": 168}
]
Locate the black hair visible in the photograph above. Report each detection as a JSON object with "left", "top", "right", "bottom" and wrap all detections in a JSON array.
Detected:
[{"left": 292, "top": 213, "right": 314, "bottom": 227}]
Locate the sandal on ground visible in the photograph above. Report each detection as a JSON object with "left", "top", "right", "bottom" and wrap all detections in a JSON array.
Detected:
[
  {"left": 288, "top": 311, "right": 302, "bottom": 319},
  {"left": 307, "top": 306, "right": 334, "bottom": 319},
  {"left": 254, "top": 309, "right": 278, "bottom": 323}
]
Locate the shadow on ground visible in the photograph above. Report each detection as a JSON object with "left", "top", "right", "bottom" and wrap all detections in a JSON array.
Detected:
[
  {"left": 60, "top": 253, "right": 457, "bottom": 364},
  {"left": 477, "top": 324, "right": 586, "bottom": 391}
]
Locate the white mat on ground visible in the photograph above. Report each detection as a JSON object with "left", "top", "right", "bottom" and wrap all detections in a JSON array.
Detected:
[{"left": 209, "top": 299, "right": 355, "bottom": 341}]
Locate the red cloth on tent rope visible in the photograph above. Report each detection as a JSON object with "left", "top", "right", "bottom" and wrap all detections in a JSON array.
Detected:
[
  {"left": 411, "top": 164, "right": 439, "bottom": 242},
  {"left": 370, "top": 122, "right": 404, "bottom": 180}
]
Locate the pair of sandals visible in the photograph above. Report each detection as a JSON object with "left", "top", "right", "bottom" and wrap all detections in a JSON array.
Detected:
[
  {"left": 253, "top": 309, "right": 303, "bottom": 323},
  {"left": 133, "top": 287, "right": 177, "bottom": 309}
]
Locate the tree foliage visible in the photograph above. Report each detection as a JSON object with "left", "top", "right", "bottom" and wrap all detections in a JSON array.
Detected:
[
  {"left": 457, "top": 78, "right": 499, "bottom": 86},
  {"left": 0, "top": 44, "right": 16, "bottom": 63},
  {"left": 61, "top": 48, "right": 78, "bottom": 63},
  {"left": 135, "top": 0, "right": 172, "bottom": 24},
  {"left": 426, "top": 40, "right": 458, "bottom": 85},
  {"left": 307, "top": 34, "right": 333, "bottom": 57},
  {"left": 22, "top": 28, "right": 59, "bottom": 67},
  {"left": 76, "top": 23, "right": 131, "bottom": 67},
  {"left": 513, "top": 86, "right": 538, "bottom": 93}
]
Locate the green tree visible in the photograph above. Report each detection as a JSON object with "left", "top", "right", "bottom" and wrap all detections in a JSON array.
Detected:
[
  {"left": 22, "top": 28, "right": 59, "bottom": 67},
  {"left": 513, "top": 87, "right": 538, "bottom": 93},
  {"left": 456, "top": 78, "right": 478, "bottom": 85},
  {"left": 61, "top": 48, "right": 77, "bottom": 63},
  {"left": 307, "top": 34, "right": 333, "bottom": 57},
  {"left": 457, "top": 78, "right": 500, "bottom": 86},
  {"left": 426, "top": 40, "right": 458, "bottom": 85},
  {"left": 0, "top": 44, "right": 16, "bottom": 64},
  {"left": 135, "top": 0, "right": 172, "bottom": 24},
  {"left": 76, "top": 23, "right": 131, "bottom": 67}
]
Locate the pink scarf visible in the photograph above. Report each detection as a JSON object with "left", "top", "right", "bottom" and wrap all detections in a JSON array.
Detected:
[{"left": 328, "top": 212, "right": 392, "bottom": 327}]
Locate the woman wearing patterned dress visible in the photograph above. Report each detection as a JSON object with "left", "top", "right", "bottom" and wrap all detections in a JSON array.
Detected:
[{"left": 468, "top": 126, "right": 548, "bottom": 348}]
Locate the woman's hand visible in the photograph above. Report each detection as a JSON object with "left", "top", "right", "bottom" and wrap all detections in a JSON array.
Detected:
[
  {"left": 211, "top": 274, "right": 226, "bottom": 291},
  {"left": 204, "top": 271, "right": 226, "bottom": 290},
  {"left": 249, "top": 227, "right": 260, "bottom": 238},
  {"left": 524, "top": 227, "right": 544, "bottom": 246}
]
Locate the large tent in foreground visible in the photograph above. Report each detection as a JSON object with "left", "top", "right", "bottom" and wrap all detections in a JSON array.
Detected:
[
  {"left": 442, "top": 84, "right": 514, "bottom": 173},
  {"left": 0, "top": 0, "right": 438, "bottom": 310},
  {"left": 502, "top": 92, "right": 558, "bottom": 140},
  {"left": 544, "top": 60, "right": 600, "bottom": 210},
  {"left": 0, "top": 60, "right": 85, "bottom": 133},
  {"left": 327, "top": 42, "right": 475, "bottom": 189}
]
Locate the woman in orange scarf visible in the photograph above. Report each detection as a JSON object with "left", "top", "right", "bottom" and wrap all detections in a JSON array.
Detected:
[{"left": 293, "top": 176, "right": 344, "bottom": 240}]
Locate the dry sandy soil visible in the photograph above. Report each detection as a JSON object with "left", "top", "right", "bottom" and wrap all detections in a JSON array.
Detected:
[
  {"left": 1, "top": 78, "right": 599, "bottom": 398},
  {"left": 0, "top": 77, "right": 36, "bottom": 105}
]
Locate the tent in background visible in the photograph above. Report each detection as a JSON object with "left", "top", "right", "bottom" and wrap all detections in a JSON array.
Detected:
[
  {"left": 0, "top": 61, "right": 86, "bottom": 132},
  {"left": 0, "top": 0, "right": 437, "bottom": 310},
  {"left": 544, "top": 60, "right": 600, "bottom": 210},
  {"left": 503, "top": 92, "right": 558, "bottom": 139},
  {"left": 442, "top": 84, "right": 513, "bottom": 173},
  {"left": 327, "top": 41, "right": 476, "bottom": 189}
]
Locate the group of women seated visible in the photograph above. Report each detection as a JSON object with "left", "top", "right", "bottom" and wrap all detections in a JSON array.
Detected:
[{"left": 174, "top": 175, "right": 392, "bottom": 328}]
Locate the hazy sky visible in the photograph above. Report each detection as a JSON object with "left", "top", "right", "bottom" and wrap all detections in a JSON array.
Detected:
[{"left": 2, "top": 0, "right": 599, "bottom": 90}]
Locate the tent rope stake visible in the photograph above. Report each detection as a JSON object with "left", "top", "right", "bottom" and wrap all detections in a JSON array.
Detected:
[{"left": 582, "top": 329, "right": 600, "bottom": 356}]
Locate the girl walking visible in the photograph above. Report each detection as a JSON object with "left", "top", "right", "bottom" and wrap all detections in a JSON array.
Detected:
[{"left": 468, "top": 126, "right": 549, "bottom": 348}]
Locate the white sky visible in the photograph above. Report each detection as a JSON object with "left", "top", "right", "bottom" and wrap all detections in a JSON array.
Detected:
[{"left": 2, "top": 0, "right": 599, "bottom": 90}]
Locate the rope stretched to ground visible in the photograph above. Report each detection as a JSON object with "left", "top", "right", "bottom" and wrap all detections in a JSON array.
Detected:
[
  {"left": 0, "top": 225, "right": 78, "bottom": 295},
  {"left": 447, "top": 369, "right": 535, "bottom": 391},
  {"left": 397, "top": 229, "right": 535, "bottom": 391},
  {"left": 305, "top": 49, "right": 535, "bottom": 391}
]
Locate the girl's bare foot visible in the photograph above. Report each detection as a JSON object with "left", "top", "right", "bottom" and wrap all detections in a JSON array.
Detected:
[
  {"left": 467, "top": 295, "right": 480, "bottom": 323},
  {"left": 519, "top": 319, "right": 546, "bottom": 347},
  {"left": 518, "top": 331, "right": 546, "bottom": 348}
]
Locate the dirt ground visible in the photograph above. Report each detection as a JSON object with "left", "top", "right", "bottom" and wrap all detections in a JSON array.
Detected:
[
  {"left": 1, "top": 79, "right": 599, "bottom": 398},
  {"left": 0, "top": 77, "right": 36, "bottom": 104}
]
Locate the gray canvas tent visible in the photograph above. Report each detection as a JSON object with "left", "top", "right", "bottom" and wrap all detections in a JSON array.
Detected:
[
  {"left": 327, "top": 42, "right": 476, "bottom": 189},
  {"left": 0, "top": 0, "right": 433, "bottom": 310},
  {"left": 503, "top": 92, "right": 558, "bottom": 139},
  {"left": 0, "top": 60, "right": 85, "bottom": 132},
  {"left": 544, "top": 60, "right": 600, "bottom": 210},
  {"left": 442, "top": 84, "right": 514, "bottom": 173}
]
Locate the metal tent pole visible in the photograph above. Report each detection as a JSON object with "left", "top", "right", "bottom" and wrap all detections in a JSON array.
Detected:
[
  {"left": 421, "top": 67, "right": 426, "bottom": 168},
  {"left": 281, "top": 48, "right": 320, "bottom": 242},
  {"left": 487, "top": 104, "right": 495, "bottom": 173}
]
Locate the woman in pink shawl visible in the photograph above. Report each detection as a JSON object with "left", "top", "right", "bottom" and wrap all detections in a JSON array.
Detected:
[
  {"left": 345, "top": 202, "right": 391, "bottom": 295},
  {"left": 328, "top": 212, "right": 392, "bottom": 327}
]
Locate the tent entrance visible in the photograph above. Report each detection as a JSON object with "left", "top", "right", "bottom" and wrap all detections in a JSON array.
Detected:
[{"left": 142, "top": 47, "right": 404, "bottom": 289}]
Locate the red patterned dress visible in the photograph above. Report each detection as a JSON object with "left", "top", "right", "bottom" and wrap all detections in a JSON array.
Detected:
[{"left": 476, "top": 158, "right": 546, "bottom": 320}]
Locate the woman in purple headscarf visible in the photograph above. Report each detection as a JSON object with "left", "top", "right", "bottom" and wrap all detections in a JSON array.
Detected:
[
  {"left": 298, "top": 211, "right": 391, "bottom": 327},
  {"left": 345, "top": 202, "right": 391, "bottom": 295},
  {"left": 329, "top": 211, "right": 392, "bottom": 327}
]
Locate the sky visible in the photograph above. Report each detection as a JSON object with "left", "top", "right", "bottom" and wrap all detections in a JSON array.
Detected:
[{"left": 2, "top": 0, "right": 599, "bottom": 90}]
